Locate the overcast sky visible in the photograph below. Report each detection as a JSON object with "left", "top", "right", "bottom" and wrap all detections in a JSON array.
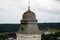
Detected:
[{"left": 0, "top": 0, "right": 60, "bottom": 23}]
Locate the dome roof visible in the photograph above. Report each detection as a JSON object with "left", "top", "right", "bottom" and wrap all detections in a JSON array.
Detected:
[{"left": 22, "top": 9, "right": 36, "bottom": 20}]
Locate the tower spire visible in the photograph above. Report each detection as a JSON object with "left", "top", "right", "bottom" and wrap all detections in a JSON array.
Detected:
[{"left": 28, "top": 0, "right": 30, "bottom": 10}]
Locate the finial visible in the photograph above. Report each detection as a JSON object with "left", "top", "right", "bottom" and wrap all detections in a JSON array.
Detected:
[{"left": 28, "top": 0, "right": 30, "bottom": 10}]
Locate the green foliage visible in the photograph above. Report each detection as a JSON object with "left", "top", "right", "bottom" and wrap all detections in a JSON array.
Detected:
[
  {"left": 7, "top": 33, "right": 16, "bottom": 37},
  {"left": 0, "top": 33, "right": 16, "bottom": 40},
  {"left": 41, "top": 32, "right": 60, "bottom": 40}
]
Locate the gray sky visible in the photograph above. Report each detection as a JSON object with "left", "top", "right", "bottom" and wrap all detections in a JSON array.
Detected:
[{"left": 0, "top": 0, "right": 60, "bottom": 23}]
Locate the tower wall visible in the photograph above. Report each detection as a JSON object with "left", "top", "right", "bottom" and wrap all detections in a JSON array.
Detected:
[
  {"left": 16, "top": 34, "right": 41, "bottom": 40},
  {"left": 16, "top": 3, "right": 42, "bottom": 40}
]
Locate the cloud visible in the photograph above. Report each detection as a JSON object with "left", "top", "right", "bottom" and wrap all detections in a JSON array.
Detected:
[
  {"left": 0, "top": 8, "right": 7, "bottom": 12},
  {"left": 53, "top": 0, "right": 60, "bottom": 2},
  {"left": 31, "top": 0, "right": 60, "bottom": 14},
  {"left": 37, "top": 7, "right": 60, "bottom": 14},
  {"left": 0, "top": 0, "right": 60, "bottom": 23},
  {"left": 43, "top": 8, "right": 60, "bottom": 14},
  {"left": 49, "top": 9, "right": 60, "bottom": 14},
  {"left": 54, "top": 0, "right": 60, "bottom": 1}
]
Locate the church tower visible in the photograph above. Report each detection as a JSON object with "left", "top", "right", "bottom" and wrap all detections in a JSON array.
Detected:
[{"left": 16, "top": 0, "right": 42, "bottom": 40}]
